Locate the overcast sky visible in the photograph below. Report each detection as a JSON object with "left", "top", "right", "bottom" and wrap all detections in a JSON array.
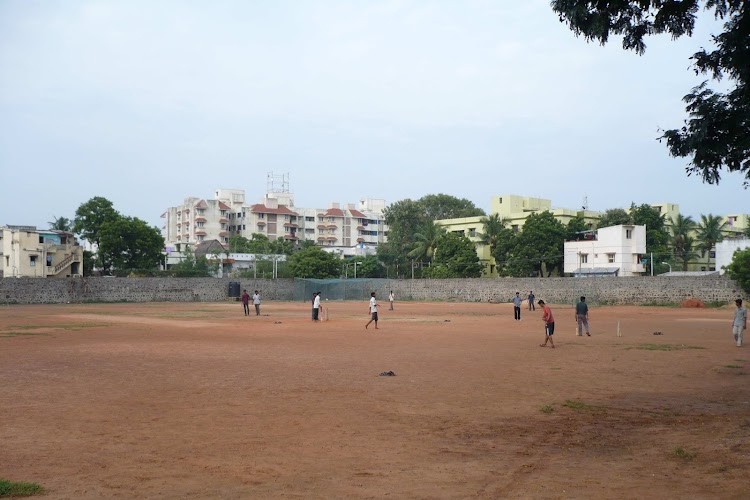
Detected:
[{"left": 1, "top": 0, "right": 746, "bottom": 232}]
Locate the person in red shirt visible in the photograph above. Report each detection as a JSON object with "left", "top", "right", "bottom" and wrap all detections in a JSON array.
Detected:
[
  {"left": 537, "top": 299, "right": 555, "bottom": 348},
  {"left": 241, "top": 289, "right": 250, "bottom": 316}
]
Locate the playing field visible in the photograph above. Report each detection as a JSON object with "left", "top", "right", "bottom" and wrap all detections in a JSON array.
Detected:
[{"left": 1, "top": 301, "right": 748, "bottom": 498}]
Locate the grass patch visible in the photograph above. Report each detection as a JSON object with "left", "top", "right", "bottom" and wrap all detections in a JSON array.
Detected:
[
  {"left": 627, "top": 344, "right": 705, "bottom": 351},
  {"left": 724, "top": 364, "right": 742, "bottom": 369},
  {"left": 562, "top": 400, "right": 599, "bottom": 411},
  {"left": 540, "top": 405, "right": 554, "bottom": 414},
  {"left": 0, "top": 478, "right": 43, "bottom": 497},
  {"left": 672, "top": 447, "right": 696, "bottom": 461},
  {"left": 0, "top": 331, "right": 49, "bottom": 338}
]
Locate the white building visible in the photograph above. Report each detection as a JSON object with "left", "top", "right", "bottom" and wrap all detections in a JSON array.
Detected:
[
  {"left": 564, "top": 224, "right": 647, "bottom": 277},
  {"left": 715, "top": 237, "right": 750, "bottom": 275},
  {"left": 162, "top": 189, "right": 388, "bottom": 256}
]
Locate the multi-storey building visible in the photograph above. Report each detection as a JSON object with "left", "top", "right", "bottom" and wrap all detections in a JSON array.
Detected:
[
  {"left": 162, "top": 189, "right": 388, "bottom": 257},
  {"left": 0, "top": 225, "right": 83, "bottom": 278},
  {"left": 563, "top": 224, "right": 647, "bottom": 277}
]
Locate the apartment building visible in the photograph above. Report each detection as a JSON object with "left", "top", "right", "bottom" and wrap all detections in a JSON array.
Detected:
[
  {"left": 564, "top": 224, "right": 647, "bottom": 277},
  {"left": 162, "top": 189, "right": 388, "bottom": 256},
  {"left": 0, "top": 225, "right": 84, "bottom": 278}
]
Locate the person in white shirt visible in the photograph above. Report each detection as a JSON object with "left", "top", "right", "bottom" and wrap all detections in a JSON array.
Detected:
[
  {"left": 252, "top": 290, "right": 261, "bottom": 316},
  {"left": 365, "top": 292, "right": 380, "bottom": 330},
  {"left": 313, "top": 292, "right": 323, "bottom": 322},
  {"left": 389, "top": 290, "right": 395, "bottom": 310}
]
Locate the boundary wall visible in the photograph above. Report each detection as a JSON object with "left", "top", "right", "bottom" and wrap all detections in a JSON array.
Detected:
[{"left": 0, "top": 276, "right": 743, "bottom": 305}]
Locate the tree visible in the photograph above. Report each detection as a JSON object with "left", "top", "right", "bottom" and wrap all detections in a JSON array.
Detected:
[
  {"left": 725, "top": 247, "right": 750, "bottom": 295},
  {"left": 407, "top": 221, "right": 447, "bottom": 263},
  {"left": 170, "top": 248, "right": 214, "bottom": 277},
  {"left": 423, "top": 232, "right": 483, "bottom": 278},
  {"left": 348, "top": 255, "right": 385, "bottom": 278},
  {"left": 98, "top": 216, "right": 165, "bottom": 271},
  {"left": 491, "top": 226, "right": 518, "bottom": 276},
  {"left": 73, "top": 197, "right": 120, "bottom": 248},
  {"left": 502, "top": 211, "right": 567, "bottom": 277},
  {"left": 695, "top": 213, "right": 728, "bottom": 266},
  {"left": 552, "top": 1, "right": 750, "bottom": 186},
  {"left": 597, "top": 208, "right": 631, "bottom": 229},
  {"left": 566, "top": 215, "right": 590, "bottom": 241},
  {"left": 381, "top": 199, "right": 428, "bottom": 276},
  {"left": 630, "top": 203, "right": 670, "bottom": 258},
  {"left": 48, "top": 216, "right": 72, "bottom": 232},
  {"left": 418, "top": 193, "right": 485, "bottom": 220},
  {"left": 288, "top": 245, "right": 340, "bottom": 278},
  {"left": 670, "top": 214, "right": 698, "bottom": 271},
  {"left": 478, "top": 214, "right": 507, "bottom": 255}
]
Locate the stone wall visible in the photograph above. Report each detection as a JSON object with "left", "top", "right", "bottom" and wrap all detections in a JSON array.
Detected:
[{"left": 0, "top": 276, "right": 743, "bottom": 305}]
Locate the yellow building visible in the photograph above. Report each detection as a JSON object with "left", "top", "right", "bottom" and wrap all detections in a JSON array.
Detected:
[
  {"left": 435, "top": 195, "right": 747, "bottom": 276},
  {"left": 1, "top": 225, "right": 84, "bottom": 278},
  {"left": 436, "top": 195, "right": 599, "bottom": 277}
]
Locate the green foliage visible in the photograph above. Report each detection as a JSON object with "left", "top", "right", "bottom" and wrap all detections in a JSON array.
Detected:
[
  {"left": 478, "top": 214, "right": 507, "bottom": 255},
  {"left": 552, "top": 0, "right": 749, "bottom": 186},
  {"left": 382, "top": 194, "right": 485, "bottom": 277},
  {"left": 418, "top": 193, "right": 485, "bottom": 220},
  {"left": 631, "top": 203, "right": 670, "bottom": 257},
  {"left": 424, "top": 232, "right": 483, "bottom": 278},
  {"left": 407, "top": 222, "right": 447, "bottom": 263},
  {"left": 348, "top": 255, "right": 385, "bottom": 278},
  {"left": 499, "top": 211, "right": 567, "bottom": 277},
  {"left": 597, "top": 208, "right": 631, "bottom": 229},
  {"left": 725, "top": 247, "right": 750, "bottom": 295},
  {"left": 73, "top": 197, "right": 120, "bottom": 247},
  {"left": 566, "top": 215, "right": 589, "bottom": 240},
  {"left": 169, "top": 248, "right": 214, "bottom": 277},
  {"left": 82, "top": 250, "right": 95, "bottom": 276},
  {"left": 672, "top": 447, "right": 696, "bottom": 461},
  {"left": 98, "top": 216, "right": 165, "bottom": 271},
  {"left": 0, "top": 478, "right": 43, "bottom": 496},
  {"left": 695, "top": 214, "right": 727, "bottom": 265},
  {"left": 670, "top": 214, "right": 698, "bottom": 271},
  {"left": 227, "top": 234, "right": 294, "bottom": 255},
  {"left": 47, "top": 215, "right": 72, "bottom": 232},
  {"left": 288, "top": 245, "right": 340, "bottom": 278}
]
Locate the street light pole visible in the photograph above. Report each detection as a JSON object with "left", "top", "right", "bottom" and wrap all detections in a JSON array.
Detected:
[{"left": 661, "top": 262, "right": 672, "bottom": 274}]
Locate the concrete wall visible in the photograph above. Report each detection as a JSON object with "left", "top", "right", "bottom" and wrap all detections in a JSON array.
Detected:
[{"left": 0, "top": 276, "right": 744, "bottom": 305}]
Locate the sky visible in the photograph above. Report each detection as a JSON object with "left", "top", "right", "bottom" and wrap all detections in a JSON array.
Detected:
[{"left": 1, "top": 0, "right": 747, "bottom": 232}]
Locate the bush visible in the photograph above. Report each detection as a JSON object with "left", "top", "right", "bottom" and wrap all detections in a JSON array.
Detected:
[{"left": 725, "top": 248, "right": 750, "bottom": 296}]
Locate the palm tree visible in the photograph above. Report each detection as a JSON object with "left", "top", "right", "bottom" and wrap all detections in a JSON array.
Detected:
[
  {"left": 48, "top": 215, "right": 72, "bottom": 232},
  {"left": 670, "top": 214, "right": 697, "bottom": 271},
  {"left": 478, "top": 214, "right": 506, "bottom": 255},
  {"left": 695, "top": 214, "right": 727, "bottom": 268},
  {"left": 407, "top": 221, "right": 446, "bottom": 264}
]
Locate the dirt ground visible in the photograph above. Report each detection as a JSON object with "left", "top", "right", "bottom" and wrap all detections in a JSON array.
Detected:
[{"left": 1, "top": 300, "right": 748, "bottom": 499}]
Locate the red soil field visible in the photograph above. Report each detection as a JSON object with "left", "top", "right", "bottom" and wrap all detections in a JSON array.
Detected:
[{"left": 1, "top": 301, "right": 748, "bottom": 499}]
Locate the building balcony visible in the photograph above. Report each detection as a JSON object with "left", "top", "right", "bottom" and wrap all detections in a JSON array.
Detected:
[
  {"left": 195, "top": 216, "right": 207, "bottom": 222},
  {"left": 317, "top": 236, "right": 327, "bottom": 241},
  {"left": 317, "top": 224, "right": 327, "bottom": 229},
  {"left": 327, "top": 224, "right": 338, "bottom": 229},
  {"left": 195, "top": 230, "right": 207, "bottom": 236},
  {"left": 284, "top": 222, "right": 298, "bottom": 228},
  {"left": 219, "top": 217, "right": 228, "bottom": 223},
  {"left": 256, "top": 220, "right": 266, "bottom": 226},
  {"left": 284, "top": 234, "right": 298, "bottom": 240}
]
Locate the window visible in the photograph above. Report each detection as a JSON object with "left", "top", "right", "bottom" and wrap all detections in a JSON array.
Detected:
[
  {"left": 29, "top": 255, "right": 37, "bottom": 267},
  {"left": 258, "top": 213, "right": 265, "bottom": 219},
  {"left": 468, "top": 228, "right": 477, "bottom": 237},
  {"left": 305, "top": 216, "right": 315, "bottom": 222},
  {"left": 39, "top": 236, "right": 44, "bottom": 244},
  {"left": 580, "top": 254, "right": 588, "bottom": 264},
  {"left": 626, "top": 229, "right": 632, "bottom": 239},
  {"left": 607, "top": 253, "right": 615, "bottom": 263},
  {"left": 512, "top": 225, "right": 519, "bottom": 233},
  {"left": 709, "top": 250, "right": 716, "bottom": 258},
  {"left": 196, "top": 222, "right": 205, "bottom": 228}
]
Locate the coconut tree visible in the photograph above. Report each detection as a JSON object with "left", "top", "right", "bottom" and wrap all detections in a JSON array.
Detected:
[
  {"left": 478, "top": 214, "right": 506, "bottom": 255},
  {"left": 48, "top": 215, "right": 72, "bottom": 232},
  {"left": 670, "top": 214, "right": 697, "bottom": 271},
  {"left": 695, "top": 214, "right": 727, "bottom": 268},
  {"left": 407, "top": 221, "right": 446, "bottom": 264}
]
